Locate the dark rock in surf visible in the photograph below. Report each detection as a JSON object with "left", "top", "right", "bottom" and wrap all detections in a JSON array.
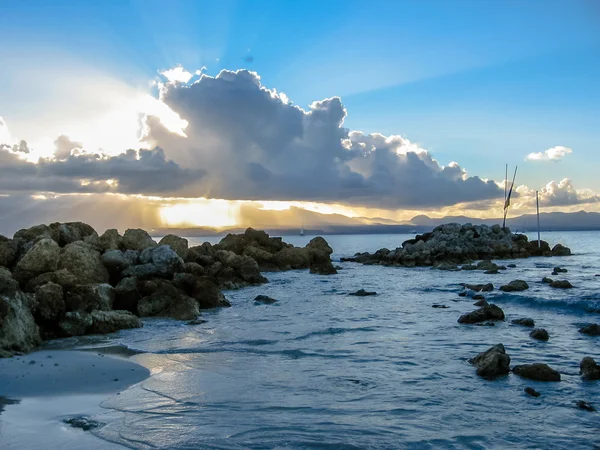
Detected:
[
  {"left": 579, "top": 357, "right": 600, "bottom": 380},
  {"left": 512, "top": 363, "right": 561, "bottom": 381},
  {"left": 349, "top": 289, "right": 377, "bottom": 297},
  {"left": 524, "top": 387, "right": 540, "bottom": 397},
  {"left": 542, "top": 277, "right": 553, "bottom": 284},
  {"left": 511, "top": 318, "right": 535, "bottom": 327},
  {"left": 462, "top": 283, "right": 494, "bottom": 292},
  {"left": 458, "top": 304, "right": 505, "bottom": 324},
  {"left": 579, "top": 323, "right": 600, "bottom": 336},
  {"left": 529, "top": 328, "right": 549, "bottom": 341},
  {"left": 432, "top": 304, "right": 449, "bottom": 308},
  {"left": 63, "top": 416, "right": 105, "bottom": 431},
  {"left": 472, "top": 294, "right": 485, "bottom": 300},
  {"left": 468, "top": 344, "right": 510, "bottom": 379},
  {"left": 254, "top": 295, "right": 277, "bottom": 304},
  {"left": 576, "top": 401, "right": 596, "bottom": 412},
  {"left": 500, "top": 280, "right": 529, "bottom": 292},
  {"left": 551, "top": 244, "right": 571, "bottom": 256},
  {"left": 473, "top": 299, "right": 489, "bottom": 307},
  {"left": 549, "top": 279, "right": 573, "bottom": 289}
]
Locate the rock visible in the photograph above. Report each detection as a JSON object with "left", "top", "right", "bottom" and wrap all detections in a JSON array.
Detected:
[
  {"left": 472, "top": 294, "right": 485, "bottom": 300},
  {"left": 468, "top": 344, "right": 510, "bottom": 379},
  {"left": 172, "top": 275, "right": 231, "bottom": 309},
  {"left": 475, "top": 322, "right": 496, "bottom": 327},
  {"left": 137, "top": 279, "right": 201, "bottom": 320},
  {"left": 576, "top": 401, "right": 596, "bottom": 412},
  {"left": 122, "top": 229, "right": 157, "bottom": 252},
  {"left": 461, "top": 264, "right": 478, "bottom": 270},
  {"left": 13, "top": 238, "right": 60, "bottom": 283},
  {"left": 182, "top": 262, "right": 205, "bottom": 277},
  {"left": 477, "top": 260, "right": 502, "bottom": 271},
  {"left": 158, "top": 234, "right": 189, "bottom": 260},
  {"left": 529, "top": 328, "right": 549, "bottom": 341},
  {"left": 49, "top": 222, "right": 97, "bottom": 247},
  {"left": 58, "top": 311, "right": 93, "bottom": 336},
  {"left": 458, "top": 304, "right": 505, "bottom": 324},
  {"left": 14, "top": 224, "right": 55, "bottom": 245},
  {"left": 512, "top": 363, "right": 561, "bottom": 381},
  {"left": 88, "top": 310, "right": 142, "bottom": 334},
  {"left": 34, "top": 282, "right": 65, "bottom": 322},
  {"left": 473, "top": 299, "right": 489, "bottom": 307},
  {"left": 507, "top": 264, "right": 517, "bottom": 268},
  {"left": 579, "top": 323, "right": 600, "bottom": 336},
  {"left": 101, "top": 250, "right": 131, "bottom": 275},
  {"left": 63, "top": 416, "right": 104, "bottom": 431},
  {"left": 511, "top": 318, "right": 535, "bottom": 327},
  {"left": 0, "top": 268, "right": 19, "bottom": 297},
  {"left": 0, "top": 236, "right": 18, "bottom": 269},
  {"left": 549, "top": 280, "right": 573, "bottom": 289},
  {"left": 254, "top": 295, "right": 277, "bottom": 304},
  {"left": 98, "top": 229, "right": 122, "bottom": 252},
  {"left": 432, "top": 304, "right": 449, "bottom": 308},
  {"left": 59, "top": 243, "right": 109, "bottom": 284},
  {"left": 484, "top": 269, "right": 499, "bottom": 274},
  {"left": 524, "top": 387, "right": 540, "bottom": 397},
  {"left": 458, "top": 291, "right": 467, "bottom": 297},
  {"left": 65, "top": 284, "right": 115, "bottom": 312},
  {"left": 579, "top": 357, "right": 600, "bottom": 380},
  {"left": 500, "top": 280, "right": 529, "bottom": 292},
  {"left": 462, "top": 283, "right": 494, "bottom": 292},
  {"left": 0, "top": 290, "right": 41, "bottom": 355},
  {"left": 270, "top": 246, "right": 310, "bottom": 271},
  {"left": 187, "top": 319, "right": 207, "bottom": 325},
  {"left": 149, "top": 245, "right": 184, "bottom": 276},
  {"left": 542, "top": 277, "right": 553, "bottom": 284},
  {"left": 113, "top": 277, "right": 140, "bottom": 313},
  {"left": 25, "top": 269, "right": 78, "bottom": 293},
  {"left": 435, "top": 262, "right": 459, "bottom": 271},
  {"left": 349, "top": 289, "right": 377, "bottom": 297},
  {"left": 551, "top": 244, "right": 571, "bottom": 256},
  {"left": 306, "top": 237, "right": 337, "bottom": 275},
  {"left": 167, "top": 295, "right": 200, "bottom": 320},
  {"left": 553, "top": 267, "right": 568, "bottom": 273}
]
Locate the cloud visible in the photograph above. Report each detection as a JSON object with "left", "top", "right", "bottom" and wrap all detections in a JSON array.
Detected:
[
  {"left": 160, "top": 66, "right": 194, "bottom": 83},
  {"left": 515, "top": 178, "right": 600, "bottom": 207},
  {"left": 0, "top": 144, "right": 205, "bottom": 196},
  {"left": 526, "top": 145, "right": 573, "bottom": 162},
  {"left": 141, "top": 69, "right": 503, "bottom": 208},
  {"left": 54, "top": 135, "right": 83, "bottom": 160}
]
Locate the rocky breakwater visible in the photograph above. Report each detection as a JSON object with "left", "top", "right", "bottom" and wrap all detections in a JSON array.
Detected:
[
  {"left": 342, "top": 223, "right": 571, "bottom": 267},
  {"left": 0, "top": 223, "right": 337, "bottom": 356}
]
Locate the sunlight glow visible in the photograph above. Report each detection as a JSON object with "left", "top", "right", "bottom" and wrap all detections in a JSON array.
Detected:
[{"left": 160, "top": 199, "right": 240, "bottom": 228}]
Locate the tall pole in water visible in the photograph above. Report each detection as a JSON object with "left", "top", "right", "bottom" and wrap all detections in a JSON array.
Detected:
[
  {"left": 536, "top": 190, "right": 541, "bottom": 247},
  {"left": 502, "top": 166, "right": 518, "bottom": 230}
]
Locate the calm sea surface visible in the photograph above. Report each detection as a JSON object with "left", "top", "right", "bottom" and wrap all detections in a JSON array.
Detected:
[{"left": 71, "top": 232, "right": 600, "bottom": 448}]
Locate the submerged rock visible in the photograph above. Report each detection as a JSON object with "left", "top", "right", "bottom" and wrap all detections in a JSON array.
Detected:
[
  {"left": 579, "top": 357, "right": 600, "bottom": 380},
  {"left": 473, "top": 299, "right": 489, "bottom": 307},
  {"left": 512, "top": 363, "right": 561, "bottom": 381},
  {"left": 524, "top": 387, "right": 541, "bottom": 397},
  {"left": 576, "top": 401, "right": 596, "bottom": 412},
  {"left": 254, "top": 295, "right": 277, "bottom": 304},
  {"left": 472, "top": 294, "right": 485, "bottom": 300},
  {"left": 63, "top": 416, "right": 104, "bottom": 431},
  {"left": 500, "top": 280, "right": 529, "bottom": 292},
  {"left": 542, "top": 277, "right": 553, "bottom": 284},
  {"left": 511, "top": 318, "right": 535, "bottom": 327},
  {"left": 432, "top": 304, "right": 449, "bottom": 308},
  {"left": 553, "top": 267, "right": 568, "bottom": 274},
  {"left": 579, "top": 323, "right": 600, "bottom": 336},
  {"left": 349, "top": 289, "right": 377, "bottom": 297},
  {"left": 468, "top": 344, "right": 511, "bottom": 379},
  {"left": 529, "top": 328, "right": 549, "bottom": 341},
  {"left": 549, "top": 280, "right": 573, "bottom": 289},
  {"left": 458, "top": 304, "right": 505, "bottom": 324},
  {"left": 462, "top": 283, "right": 494, "bottom": 292}
]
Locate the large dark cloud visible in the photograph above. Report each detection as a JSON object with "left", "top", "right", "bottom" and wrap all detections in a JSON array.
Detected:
[
  {"left": 0, "top": 146, "right": 205, "bottom": 196},
  {"left": 142, "top": 69, "right": 503, "bottom": 208}
]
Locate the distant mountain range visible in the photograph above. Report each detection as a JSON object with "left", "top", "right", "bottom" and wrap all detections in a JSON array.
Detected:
[{"left": 152, "top": 210, "right": 600, "bottom": 237}]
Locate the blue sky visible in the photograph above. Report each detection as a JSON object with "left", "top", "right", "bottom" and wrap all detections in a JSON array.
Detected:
[{"left": 0, "top": 0, "right": 599, "bottom": 226}]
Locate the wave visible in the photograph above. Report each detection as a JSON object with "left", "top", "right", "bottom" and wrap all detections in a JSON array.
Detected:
[
  {"left": 492, "top": 292, "right": 600, "bottom": 314},
  {"left": 291, "top": 327, "right": 379, "bottom": 341}
]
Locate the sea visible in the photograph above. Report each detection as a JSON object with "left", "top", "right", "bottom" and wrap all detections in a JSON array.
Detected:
[{"left": 28, "top": 232, "right": 600, "bottom": 448}]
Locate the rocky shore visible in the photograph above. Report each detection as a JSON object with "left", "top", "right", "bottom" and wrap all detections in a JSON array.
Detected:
[
  {"left": 342, "top": 223, "right": 571, "bottom": 267},
  {"left": 0, "top": 223, "right": 337, "bottom": 357}
]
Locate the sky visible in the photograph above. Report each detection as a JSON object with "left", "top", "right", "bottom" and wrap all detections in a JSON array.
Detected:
[{"left": 0, "top": 0, "right": 599, "bottom": 234}]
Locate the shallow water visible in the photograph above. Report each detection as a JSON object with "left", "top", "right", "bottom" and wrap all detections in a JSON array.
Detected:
[{"left": 89, "top": 232, "right": 600, "bottom": 448}]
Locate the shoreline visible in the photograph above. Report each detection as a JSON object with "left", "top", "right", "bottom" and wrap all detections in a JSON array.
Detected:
[{"left": 0, "top": 346, "right": 151, "bottom": 449}]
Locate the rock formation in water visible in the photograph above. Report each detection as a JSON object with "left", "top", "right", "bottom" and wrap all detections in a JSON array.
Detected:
[
  {"left": 341, "top": 223, "right": 571, "bottom": 267},
  {"left": 0, "top": 222, "right": 336, "bottom": 356},
  {"left": 469, "top": 344, "right": 511, "bottom": 379}
]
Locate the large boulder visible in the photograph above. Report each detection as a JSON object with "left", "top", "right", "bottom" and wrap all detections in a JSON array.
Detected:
[
  {"left": 580, "top": 357, "right": 600, "bottom": 380},
  {"left": 0, "top": 267, "right": 19, "bottom": 297},
  {"left": 272, "top": 247, "right": 310, "bottom": 270},
  {"left": 529, "top": 328, "right": 549, "bottom": 341},
  {"left": 98, "top": 229, "right": 122, "bottom": 252},
  {"left": 101, "top": 250, "right": 132, "bottom": 275},
  {"left": 511, "top": 318, "right": 535, "bottom": 327},
  {"left": 49, "top": 222, "right": 96, "bottom": 247},
  {"left": 58, "top": 311, "right": 93, "bottom": 337},
  {"left": 172, "top": 274, "right": 231, "bottom": 309},
  {"left": 579, "top": 323, "right": 600, "bottom": 336},
  {"left": 458, "top": 304, "right": 505, "bottom": 324},
  {"left": 122, "top": 229, "right": 157, "bottom": 252},
  {"left": 88, "top": 310, "right": 142, "bottom": 334},
  {"left": 14, "top": 224, "right": 55, "bottom": 245},
  {"left": 113, "top": 277, "right": 140, "bottom": 313},
  {"left": 0, "top": 236, "right": 18, "bottom": 269},
  {"left": 34, "top": 282, "right": 65, "bottom": 322},
  {"left": 0, "top": 290, "right": 41, "bottom": 356},
  {"left": 13, "top": 238, "right": 60, "bottom": 283},
  {"left": 65, "top": 284, "right": 115, "bottom": 312},
  {"left": 306, "top": 237, "right": 337, "bottom": 275},
  {"left": 551, "top": 244, "right": 571, "bottom": 256},
  {"left": 124, "top": 246, "right": 183, "bottom": 279},
  {"left": 469, "top": 344, "right": 511, "bottom": 379},
  {"left": 59, "top": 243, "right": 109, "bottom": 284},
  {"left": 137, "top": 280, "right": 201, "bottom": 319},
  {"left": 512, "top": 363, "right": 561, "bottom": 381},
  {"left": 549, "top": 280, "right": 573, "bottom": 289},
  {"left": 500, "top": 280, "right": 529, "bottom": 292},
  {"left": 24, "top": 269, "right": 78, "bottom": 293},
  {"left": 462, "top": 283, "right": 494, "bottom": 292},
  {"left": 158, "top": 235, "right": 189, "bottom": 260}
]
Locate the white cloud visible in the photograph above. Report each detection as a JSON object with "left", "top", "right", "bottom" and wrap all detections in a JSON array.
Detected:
[
  {"left": 160, "top": 66, "right": 193, "bottom": 83},
  {"left": 526, "top": 145, "right": 573, "bottom": 162}
]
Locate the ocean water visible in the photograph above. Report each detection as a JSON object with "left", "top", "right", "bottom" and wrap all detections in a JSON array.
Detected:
[{"left": 92, "top": 232, "right": 600, "bottom": 448}]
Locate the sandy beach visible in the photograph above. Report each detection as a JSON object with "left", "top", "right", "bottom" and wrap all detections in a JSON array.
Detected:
[{"left": 0, "top": 346, "right": 150, "bottom": 449}]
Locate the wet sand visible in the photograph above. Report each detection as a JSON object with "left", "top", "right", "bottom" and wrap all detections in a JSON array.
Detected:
[{"left": 0, "top": 347, "right": 150, "bottom": 449}]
